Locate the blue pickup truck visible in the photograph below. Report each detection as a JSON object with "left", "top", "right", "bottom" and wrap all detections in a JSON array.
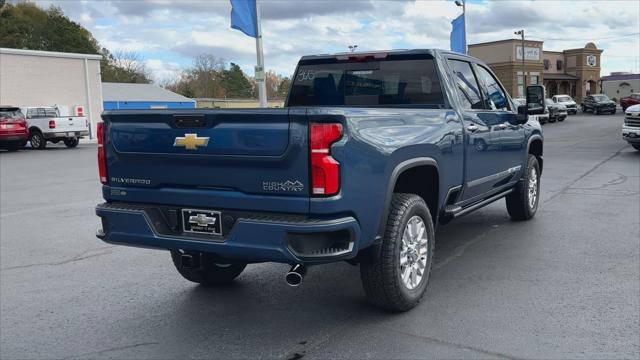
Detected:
[{"left": 96, "top": 49, "right": 545, "bottom": 311}]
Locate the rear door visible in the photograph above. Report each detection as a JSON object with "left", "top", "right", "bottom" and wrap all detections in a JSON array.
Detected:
[
  {"left": 103, "top": 108, "right": 309, "bottom": 199},
  {"left": 448, "top": 59, "right": 504, "bottom": 201}
]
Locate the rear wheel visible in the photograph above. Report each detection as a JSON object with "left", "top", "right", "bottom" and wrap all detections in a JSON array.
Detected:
[
  {"left": 595, "top": 108, "right": 600, "bottom": 115},
  {"left": 170, "top": 250, "right": 246, "bottom": 286},
  {"left": 360, "top": 193, "right": 435, "bottom": 312},
  {"left": 506, "top": 155, "right": 540, "bottom": 221},
  {"left": 63, "top": 137, "right": 79, "bottom": 148},
  {"left": 29, "top": 131, "right": 46, "bottom": 149}
]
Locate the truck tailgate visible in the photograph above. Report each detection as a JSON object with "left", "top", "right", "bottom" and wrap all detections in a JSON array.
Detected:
[
  {"left": 102, "top": 109, "right": 310, "bottom": 209},
  {"left": 54, "top": 116, "right": 88, "bottom": 132}
]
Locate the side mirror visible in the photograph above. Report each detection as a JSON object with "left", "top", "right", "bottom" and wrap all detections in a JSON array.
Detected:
[
  {"left": 516, "top": 105, "right": 528, "bottom": 124},
  {"left": 526, "top": 85, "right": 546, "bottom": 115}
]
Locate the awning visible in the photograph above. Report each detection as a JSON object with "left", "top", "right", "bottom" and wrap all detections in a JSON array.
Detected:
[{"left": 544, "top": 73, "right": 580, "bottom": 81}]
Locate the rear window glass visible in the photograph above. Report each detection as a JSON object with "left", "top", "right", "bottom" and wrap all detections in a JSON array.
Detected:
[
  {"left": 288, "top": 57, "right": 444, "bottom": 107},
  {"left": 0, "top": 110, "right": 23, "bottom": 119}
]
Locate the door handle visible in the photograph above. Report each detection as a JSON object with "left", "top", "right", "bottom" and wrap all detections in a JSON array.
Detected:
[{"left": 466, "top": 124, "right": 479, "bottom": 132}]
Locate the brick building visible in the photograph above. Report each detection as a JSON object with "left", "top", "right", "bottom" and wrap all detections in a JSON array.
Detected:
[{"left": 468, "top": 40, "right": 603, "bottom": 102}]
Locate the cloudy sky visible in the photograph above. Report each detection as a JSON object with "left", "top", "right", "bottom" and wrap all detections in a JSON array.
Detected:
[{"left": 33, "top": 0, "right": 640, "bottom": 82}]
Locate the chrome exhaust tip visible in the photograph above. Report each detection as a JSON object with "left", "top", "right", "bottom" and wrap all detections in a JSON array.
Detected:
[{"left": 285, "top": 264, "right": 307, "bottom": 287}]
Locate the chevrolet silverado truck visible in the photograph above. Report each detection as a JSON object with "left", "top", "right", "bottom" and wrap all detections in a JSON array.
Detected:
[
  {"left": 21, "top": 106, "right": 89, "bottom": 149},
  {"left": 95, "top": 50, "right": 545, "bottom": 311}
]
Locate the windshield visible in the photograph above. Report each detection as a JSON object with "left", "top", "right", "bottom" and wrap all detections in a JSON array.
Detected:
[
  {"left": 288, "top": 56, "right": 445, "bottom": 107},
  {"left": 557, "top": 96, "right": 572, "bottom": 102},
  {"left": 593, "top": 95, "right": 609, "bottom": 101}
]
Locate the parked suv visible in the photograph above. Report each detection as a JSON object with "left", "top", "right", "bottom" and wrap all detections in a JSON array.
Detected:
[
  {"left": 0, "top": 106, "right": 28, "bottom": 151},
  {"left": 620, "top": 93, "right": 640, "bottom": 111},
  {"left": 552, "top": 95, "right": 578, "bottom": 115},
  {"left": 581, "top": 94, "right": 617, "bottom": 115},
  {"left": 623, "top": 104, "right": 640, "bottom": 151},
  {"left": 95, "top": 49, "right": 545, "bottom": 311}
]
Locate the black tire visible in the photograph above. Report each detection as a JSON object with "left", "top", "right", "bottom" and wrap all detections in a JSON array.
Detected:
[
  {"left": 170, "top": 250, "right": 246, "bottom": 286},
  {"left": 360, "top": 193, "right": 435, "bottom": 312},
  {"left": 63, "top": 137, "right": 79, "bottom": 148},
  {"left": 612, "top": 109, "right": 616, "bottom": 115},
  {"left": 559, "top": 116, "right": 565, "bottom": 122},
  {"left": 581, "top": 105, "right": 586, "bottom": 112},
  {"left": 595, "top": 108, "right": 600, "bottom": 115},
  {"left": 632, "top": 144, "right": 640, "bottom": 151},
  {"left": 506, "top": 155, "right": 540, "bottom": 221},
  {"left": 29, "top": 131, "right": 47, "bottom": 150}
]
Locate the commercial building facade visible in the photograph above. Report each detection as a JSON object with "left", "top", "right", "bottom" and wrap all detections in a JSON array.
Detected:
[
  {"left": 102, "top": 83, "right": 196, "bottom": 110},
  {"left": 601, "top": 72, "right": 639, "bottom": 101},
  {"left": 0, "top": 48, "right": 103, "bottom": 138},
  {"left": 468, "top": 40, "right": 603, "bottom": 102}
]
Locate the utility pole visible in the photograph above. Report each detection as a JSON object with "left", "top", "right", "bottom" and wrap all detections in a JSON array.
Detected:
[
  {"left": 455, "top": 0, "right": 466, "bottom": 53},
  {"left": 254, "top": 0, "right": 267, "bottom": 108},
  {"left": 515, "top": 29, "right": 525, "bottom": 96}
]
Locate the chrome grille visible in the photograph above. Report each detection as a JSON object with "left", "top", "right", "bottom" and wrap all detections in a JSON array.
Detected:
[{"left": 625, "top": 112, "right": 640, "bottom": 127}]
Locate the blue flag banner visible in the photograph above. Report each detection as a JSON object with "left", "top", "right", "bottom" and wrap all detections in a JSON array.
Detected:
[
  {"left": 450, "top": 14, "right": 466, "bottom": 54},
  {"left": 230, "top": 0, "right": 257, "bottom": 38}
]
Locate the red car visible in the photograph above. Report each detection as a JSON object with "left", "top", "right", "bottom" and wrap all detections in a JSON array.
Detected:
[
  {"left": 0, "top": 106, "right": 28, "bottom": 152},
  {"left": 620, "top": 93, "right": 640, "bottom": 111}
]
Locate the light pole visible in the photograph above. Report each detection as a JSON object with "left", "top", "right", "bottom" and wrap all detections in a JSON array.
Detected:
[
  {"left": 455, "top": 0, "right": 466, "bottom": 53},
  {"left": 515, "top": 29, "right": 525, "bottom": 96}
]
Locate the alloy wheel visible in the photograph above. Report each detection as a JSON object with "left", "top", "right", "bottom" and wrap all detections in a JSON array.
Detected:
[{"left": 399, "top": 216, "right": 429, "bottom": 290}]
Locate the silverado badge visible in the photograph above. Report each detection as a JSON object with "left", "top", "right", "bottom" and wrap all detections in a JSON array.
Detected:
[{"left": 174, "top": 134, "right": 210, "bottom": 150}]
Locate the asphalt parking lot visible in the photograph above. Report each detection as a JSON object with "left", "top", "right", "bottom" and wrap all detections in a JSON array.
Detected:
[{"left": 1, "top": 113, "right": 638, "bottom": 359}]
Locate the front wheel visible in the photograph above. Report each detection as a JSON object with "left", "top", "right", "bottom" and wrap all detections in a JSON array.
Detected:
[
  {"left": 360, "top": 193, "right": 435, "bottom": 312},
  {"left": 63, "top": 137, "right": 79, "bottom": 148},
  {"left": 506, "top": 155, "right": 540, "bottom": 221},
  {"left": 170, "top": 250, "right": 246, "bottom": 286}
]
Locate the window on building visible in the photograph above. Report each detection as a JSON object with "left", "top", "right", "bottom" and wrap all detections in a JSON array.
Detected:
[
  {"left": 448, "top": 60, "right": 483, "bottom": 110},
  {"left": 556, "top": 60, "right": 563, "bottom": 71},
  {"left": 517, "top": 75, "right": 525, "bottom": 97},
  {"left": 530, "top": 75, "right": 539, "bottom": 85},
  {"left": 543, "top": 59, "right": 550, "bottom": 70},
  {"left": 475, "top": 65, "right": 510, "bottom": 111}
]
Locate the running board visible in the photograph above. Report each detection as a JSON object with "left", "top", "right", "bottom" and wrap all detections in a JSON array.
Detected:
[{"left": 444, "top": 189, "right": 514, "bottom": 219}]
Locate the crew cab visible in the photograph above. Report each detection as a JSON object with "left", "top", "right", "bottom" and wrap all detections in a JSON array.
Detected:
[
  {"left": 581, "top": 94, "right": 617, "bottom": 115},
  {"left": 620, "top": 93, "right": 640, "bottom": 111},
  {"left": 0, "top": 106, "right": 28, "bottom": 151},
  {"left": 21, "top": 106, "right": 89, "bottom": 149},
  {"left": 95, "top": 50, "right": 545, "bottom": 311},
  {"left": 552, "top": 95, "right": 578, "bottom": 115}
]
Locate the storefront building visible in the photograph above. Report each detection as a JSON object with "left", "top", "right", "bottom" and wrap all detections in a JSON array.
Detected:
[{"left": 468, "top": 40, "right": 603, "bottom": 102}]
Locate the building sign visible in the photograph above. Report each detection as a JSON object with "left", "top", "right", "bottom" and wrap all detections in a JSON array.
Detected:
[
  {"left": 586, "top": 55, "right": 597, "bottom": 67},
  {"left": 516, "top": 46, "right": 540, "bottom": 61}
]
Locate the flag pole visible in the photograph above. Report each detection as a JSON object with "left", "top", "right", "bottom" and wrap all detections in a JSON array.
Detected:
[{"left": 254, "top": 0, "right": 267, "bottom": 108}]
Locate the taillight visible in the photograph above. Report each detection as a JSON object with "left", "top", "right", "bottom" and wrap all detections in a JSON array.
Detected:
[
  {"left": 97, "top": 122, "right": 107, "bottom": 184},
  {"left": 48, "top": 120, "right": 56, "bottom": 129},
  {"left": 310, "top": 123, "right": 343, "bottom": 196}
]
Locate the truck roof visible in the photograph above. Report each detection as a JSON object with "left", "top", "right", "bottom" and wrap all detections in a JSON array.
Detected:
[{"left": 299, "top": 49, "right": 480, "bottom": 62}]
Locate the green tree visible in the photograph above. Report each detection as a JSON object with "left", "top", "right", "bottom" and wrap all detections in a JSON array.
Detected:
[
  {"left": 222, "top": 63, "right": 254, "bottom": 98},
  {"left": 0, "top": 2, "right": 149, "bottom": 83},
  {"left": 276, "top": 77, "right": 291, "bottom": 99}
]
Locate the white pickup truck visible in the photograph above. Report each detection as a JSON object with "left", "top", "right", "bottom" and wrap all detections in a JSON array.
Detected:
[{"left": 21, "top": 106, "right": 89, "bottom": 149}]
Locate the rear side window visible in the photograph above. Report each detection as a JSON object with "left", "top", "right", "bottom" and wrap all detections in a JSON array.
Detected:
[
  {"left": 44, "top": 108, "right": 57, "bottom": 117},
  {"left": 448, "top": 60, "right": 483, "bottom": 110},
  {"left": 288, "top": 57, "right": 444, "bottom": 107},
  {"left": 475, "top": 65, "right": 510, "bottom": 111}
]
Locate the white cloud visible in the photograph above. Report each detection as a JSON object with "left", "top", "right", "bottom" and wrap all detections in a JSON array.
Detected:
[{"left": 43, "top": 0, "right": 640, "bottom": 81}]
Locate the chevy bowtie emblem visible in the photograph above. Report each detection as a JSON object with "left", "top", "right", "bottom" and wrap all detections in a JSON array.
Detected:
[{"left": 174, "top": 134, "right": 209, "bottom": 150}]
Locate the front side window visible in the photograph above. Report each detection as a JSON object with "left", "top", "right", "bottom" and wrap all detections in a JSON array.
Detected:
[
  {"left": 288, "top": 57, "right": 444, "bottom": 107},
  {"left": 475, "top": 65, "right": 510, "bottom": 111},
  {"left": 448, "top": 60, "right": 483, "bottom": 110}
]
